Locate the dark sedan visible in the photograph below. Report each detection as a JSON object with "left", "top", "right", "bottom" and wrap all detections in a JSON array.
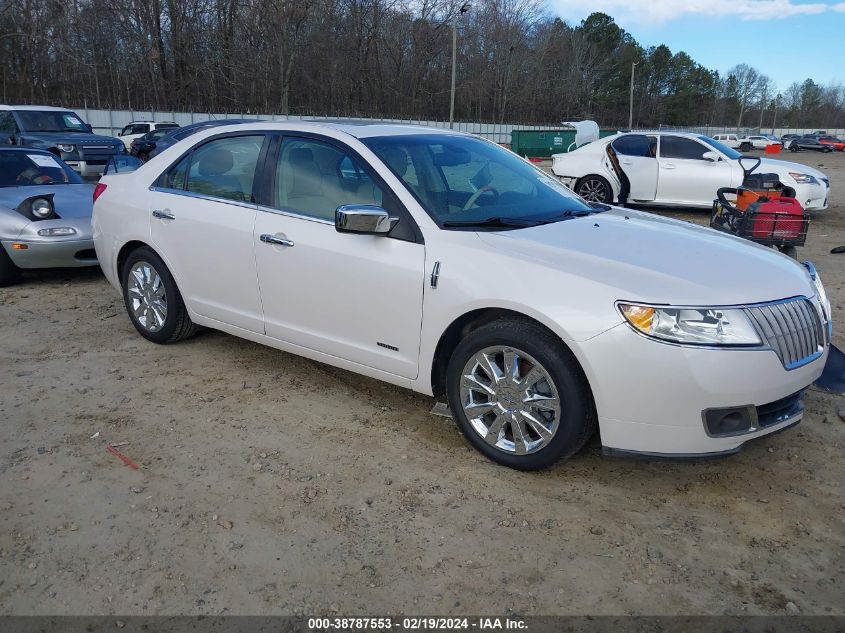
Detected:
[
  {"left": 787, "top": 136, "right": 835, "bottom": 153},
  {"left": 145, "top": 119, "right": 256, "bottom": 160},
  {"left": 129, "top": 128, "right": 178, "bottom": 160}
]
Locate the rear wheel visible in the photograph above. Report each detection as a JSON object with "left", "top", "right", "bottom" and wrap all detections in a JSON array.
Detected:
[
  {"left": 446, "top": 318, "right": 596, "bottom": 470},
  {"left": 0, "top": 247, "right": 21, "bottom": 287},
  {"left": 575, "top": 175, "right": 612, "bottom": 204},
  {"left": 121, "top": 247, "right": 197, "bottom": 344},
  {"left": 740, "top": 142, "right": 753, "bottom": 152}
]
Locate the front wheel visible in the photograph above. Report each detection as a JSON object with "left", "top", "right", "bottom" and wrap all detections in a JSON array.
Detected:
[
  {"left": 740, "top": 142, "right": 753, "bottom": 152},
  {"left": 121, "top": 246, "right": 197, "bottom": 344},
  {"left": 0, "top": 246, "right": 21, "bottom": 287},
  {"left": 575, "top": 175, "right": 613, "bottom": 204},
  {"left": 789, "top": 143, "right": 799, "bottom": 152},
  {"left": 446, "top": 318, "right": 596, "bottom": 470}
]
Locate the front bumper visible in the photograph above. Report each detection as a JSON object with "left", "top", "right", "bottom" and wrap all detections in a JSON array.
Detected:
[
  {"left": 2, "top": 217, "right": 98, "bottom": 269},
  {"left": 794, "top": 180, "right": 830, "bottom": 212},
  {"left": 575, "top": 317, "right": 828, "bottom": 457},
  {"left": 63, "top": 160, "right": 107, "bottom": 178}
]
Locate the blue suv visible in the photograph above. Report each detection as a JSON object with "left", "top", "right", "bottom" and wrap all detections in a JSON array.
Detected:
[{"left": 0, "top": 105, "right": 125, "bottom": 177}]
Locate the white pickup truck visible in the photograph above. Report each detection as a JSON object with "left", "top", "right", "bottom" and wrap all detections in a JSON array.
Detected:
[{"left": 712, "top": 134, "right": 775, "bottom": 151}]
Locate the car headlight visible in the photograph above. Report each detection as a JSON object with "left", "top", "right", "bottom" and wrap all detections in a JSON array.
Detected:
[
  {"left": 789, "top": 172, "right": 819, "bottom": 185},
  {"left": 31, "top": 198, "right": 54, "bottom": 219},
  {"left": 57, "top": 144, "right": 75, "bottom": 153},
  {"left": 619, "top": 303, "right": 762, "bottom": 346}
]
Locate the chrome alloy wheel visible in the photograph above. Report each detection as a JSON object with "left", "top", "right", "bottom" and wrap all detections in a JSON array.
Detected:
[
  {"left": 459, "top": 346, "right": 561, "bottom": 455},
  {"left": 576, "top": 178, "right": 608, "bottom": 203},
  {"left": 128, "top": 261, "right": 167, "bottom": 333}
]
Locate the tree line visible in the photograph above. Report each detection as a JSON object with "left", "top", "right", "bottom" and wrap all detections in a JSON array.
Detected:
[{"left": 2, "top": 0, "right": 844, "bottom": 129}]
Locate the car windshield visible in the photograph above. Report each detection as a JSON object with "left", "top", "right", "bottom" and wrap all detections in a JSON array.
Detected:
[
  {"left": 15, "top": 110, "right": 89, "bottom": 133},
  {"left": 362, "top": 134, "right": 594, "bottom": 229},
  {"left": 699, "top": 135, "right": 741, "bottom": 160},
  {"left": 0, "top": 151, "right": 83, "bottom": 186}
]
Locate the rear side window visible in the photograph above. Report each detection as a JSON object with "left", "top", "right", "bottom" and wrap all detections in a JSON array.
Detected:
[
  {"left": 660, "top": 136, "right": 708, "bottom": 160},
  {"left": 184, "top": 135, "right": 264, "bottom": 202},
  {"left": 612, "top": 135, "right": 657, "bottom": 157}
]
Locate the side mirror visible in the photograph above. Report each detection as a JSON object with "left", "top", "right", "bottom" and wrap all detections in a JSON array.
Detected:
[
  {"left": 104, "top": 154, "right": 142, "bottom": 175},
  {"left": 335, "top": 204, "right": 398, "bottom": 235},
  {"left": 702, "top": 151, "right": 719, "bottom": 162}
]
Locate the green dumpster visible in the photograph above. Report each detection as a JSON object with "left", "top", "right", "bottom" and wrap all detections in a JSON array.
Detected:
[{"left": 510, "top": 129, "right": 616, "bottom": 158}]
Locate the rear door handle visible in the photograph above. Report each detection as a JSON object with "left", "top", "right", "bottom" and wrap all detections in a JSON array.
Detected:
[
  {"left": 152, "top": 210, "right": 175, "bottom": 220},
  {"left": 662, "top": 163, "right": 676, "bottom": 170},
  {"left": 260, "top": 234, "right": 294, "bottom": 247}
]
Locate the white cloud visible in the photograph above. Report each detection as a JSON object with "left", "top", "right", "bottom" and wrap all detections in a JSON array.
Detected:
[{"left": 551, "top": 0, "right": 835, "bottom": 25}]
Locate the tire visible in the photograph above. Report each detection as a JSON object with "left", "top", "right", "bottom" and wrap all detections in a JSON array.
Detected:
[
  {"left": 789, "top": 143, "right": 799, "bottom": 152},
  {"left": 575, "top": 175, "right": 613, "bottom": 204},
  {"left": 0, "top": 246, "right": 21, "bottom": 287},
  {"left": 778, "top": 245, "right": 798, "bottom": 259},
  {"left": 445, "top": 317, "right": 597, "bottom": 470},
  {"left": 121, "top": 246, "right": 197, "bottom": 344},
  {"left": 740, "top": 142, "right": 752, "bottom": 152}
]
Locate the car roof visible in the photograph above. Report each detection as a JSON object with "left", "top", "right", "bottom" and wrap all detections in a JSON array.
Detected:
[
  {"left": 161, "top": 120, "right": 464, "bottom": 140},
  {"left": 0, "top": 104, "right": 78, "bottom": 112},
  {"left": 0, "top": 146, "right": 51, "bottom": 154}
]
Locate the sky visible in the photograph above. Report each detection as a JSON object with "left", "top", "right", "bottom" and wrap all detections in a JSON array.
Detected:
[{"left": 550, "top": 0, "right": 845, "bottom": 90}]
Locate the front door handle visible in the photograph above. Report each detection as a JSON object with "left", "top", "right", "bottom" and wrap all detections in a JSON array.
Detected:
[
  {"left": 662, "top": 163, "right": 676, "bottom": 170},
  {"left": 260, "top": 234, "right": 294, "bottom": 247},
  {"left": 152, "top": 210, "right": 175, "bottom": 220}
]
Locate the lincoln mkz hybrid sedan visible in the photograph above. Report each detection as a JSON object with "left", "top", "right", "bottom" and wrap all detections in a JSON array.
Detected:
[{"left": 92, "top": 122, "right": 833, "bottom": 470}]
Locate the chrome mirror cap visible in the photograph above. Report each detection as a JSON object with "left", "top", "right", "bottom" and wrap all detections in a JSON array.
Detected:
[{"left": 335, "top": 204, "right": 399, "bottom": 235}]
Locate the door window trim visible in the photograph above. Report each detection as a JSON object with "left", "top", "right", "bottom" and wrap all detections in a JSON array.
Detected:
[{"left": 264, "top": 131, "right": 424, "bottom": 244}]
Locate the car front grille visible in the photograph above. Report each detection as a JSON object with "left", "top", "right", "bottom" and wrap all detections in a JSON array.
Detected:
[{"left": 744, "top": 298, "right": 825, "bottom": 370}]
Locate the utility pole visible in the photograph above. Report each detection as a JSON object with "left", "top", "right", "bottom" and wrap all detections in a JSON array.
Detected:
[
  {"left": 450, "top": 3, "right": 471, "bottom": 129},
  {"left": 628, "top": 61, "right": 637, "bottom": 130}
]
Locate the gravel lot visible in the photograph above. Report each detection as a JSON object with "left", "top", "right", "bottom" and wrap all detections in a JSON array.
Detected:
[{"left": 1, "top": 150, "right": 843, "bottom": 616}]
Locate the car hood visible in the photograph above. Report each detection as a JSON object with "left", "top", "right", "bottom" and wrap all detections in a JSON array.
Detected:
[
  {"left": 0, "top": 184, "right": 94, "bottom": 219},
  {"left": 476, "top": 208, "right": 815, "bottom": 306},
  {"left": 758, "top": 158, "right": 826, "bottom": 179},
  {"left": 20, "top": 132, "right": 122, "bottom": 148}
]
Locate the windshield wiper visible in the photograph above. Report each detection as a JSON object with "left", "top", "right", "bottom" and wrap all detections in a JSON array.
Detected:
[{"left": 442, "top": 216, "right": 546, "bottom": 228}]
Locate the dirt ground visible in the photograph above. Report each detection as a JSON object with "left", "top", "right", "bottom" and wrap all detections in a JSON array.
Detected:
[{"left": 1, "top": 150, "right": 843, "bottom": 617}]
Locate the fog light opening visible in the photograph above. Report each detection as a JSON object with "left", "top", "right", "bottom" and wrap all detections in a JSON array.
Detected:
[{"left": 703, "top": 406, "right": 755, "bottom": 437}]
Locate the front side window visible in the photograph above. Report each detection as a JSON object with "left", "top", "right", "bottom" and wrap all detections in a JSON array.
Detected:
[
  {"left": 16, "top": 110, "right": 88, "bottom": 133},
  {"left": 0, "top": 113, "right": 17, "bottom": 135},
  {"left": 273, "top": 138, "right": 386, "bottom": 221},
  {"left": 130, "top": 124, "right": 150, "bottom": 135},
  {"left": 660, "top": 136, "right": 709, "bottom": 160},
  {"left": 363, "top": 134, "right": 592, "bottom": 228},
  {"left": 184, "top": 135, "right": 264, "bottom": 202}
]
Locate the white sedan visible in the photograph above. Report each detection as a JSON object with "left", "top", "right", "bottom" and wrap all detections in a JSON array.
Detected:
[
  {"left": 93, "top": 122, "right": 831, "bottom": 470},
  {"left": 552, "top": 131, "right": 830, "bottom": 212}
]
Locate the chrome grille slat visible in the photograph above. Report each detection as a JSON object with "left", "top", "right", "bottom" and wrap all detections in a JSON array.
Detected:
[
  {"left": 784, "top": 302, "right": 807, "bottom": 359},
  {"left": 745, "top": 298, "right": 823, "bottom": 369}
]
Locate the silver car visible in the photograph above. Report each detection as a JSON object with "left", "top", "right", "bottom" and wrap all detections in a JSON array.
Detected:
[{"left": 0, "top": 147, "right": 97, "bottom": 285}]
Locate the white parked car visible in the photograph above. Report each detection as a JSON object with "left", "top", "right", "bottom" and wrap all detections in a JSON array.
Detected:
[
  {"left": 737, "top": 135, "right": 775, "bottom": 151},
  {"left": 93, "top": 123, "right": 832, "bottom": 469},
  {"left": 117, "top": 121, "right": 179, "bottom": 149},
  {"left": 552, "top": 132, "right": 830, "bottom": 212}
]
